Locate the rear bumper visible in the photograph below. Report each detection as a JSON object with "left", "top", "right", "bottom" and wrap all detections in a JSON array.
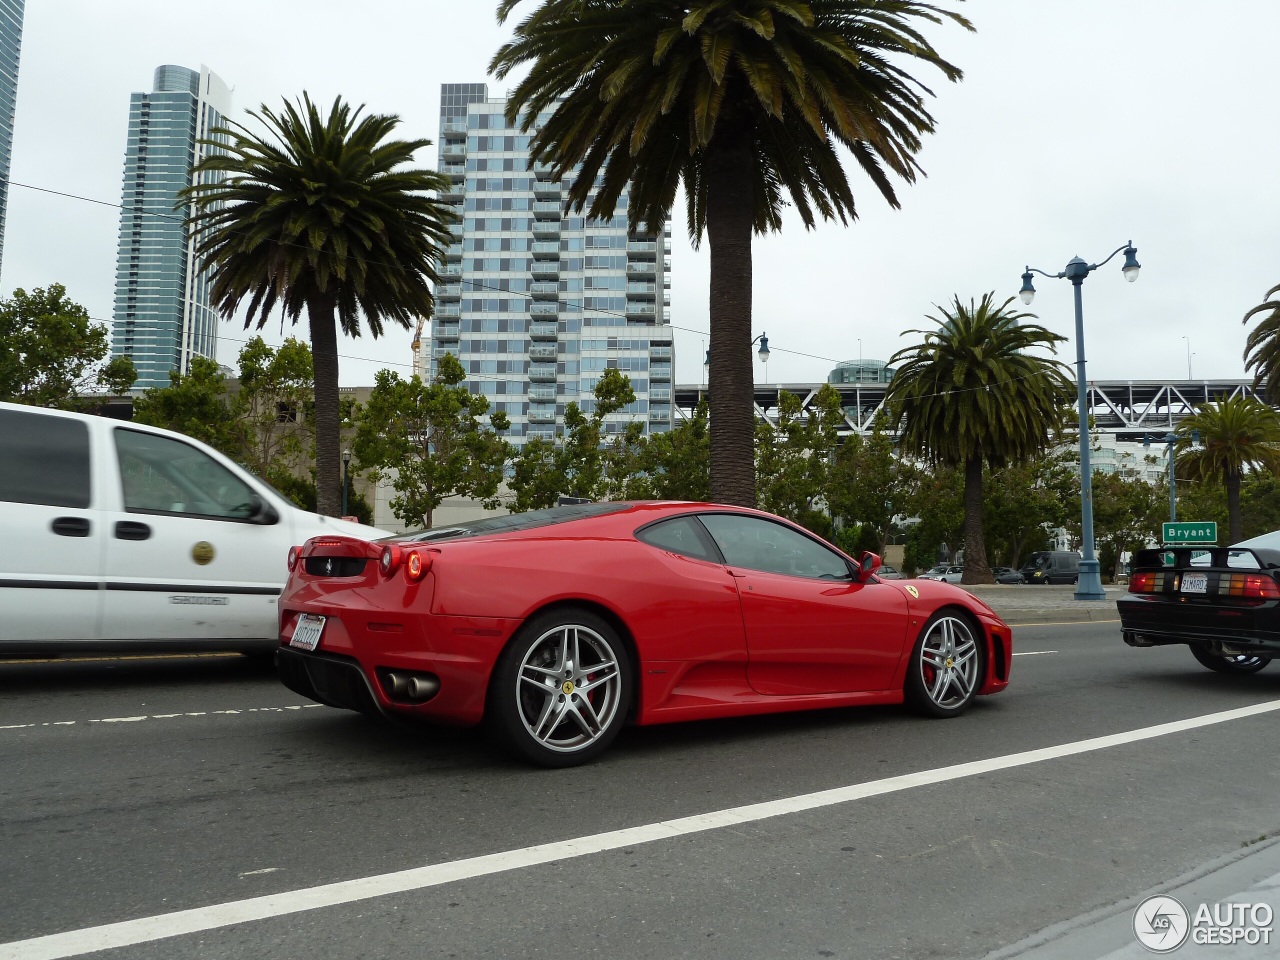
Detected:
[
  {"left": 277, "top": 646, "right": 387, "bottom": 717},
  {"left": 1117, "top": 596, "right": 1280, "bottom": 655}
]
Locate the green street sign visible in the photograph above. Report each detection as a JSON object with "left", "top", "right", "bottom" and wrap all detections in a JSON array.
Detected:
[{"left": 1162, "top": 521, "right": 1217, "bottom": 545}]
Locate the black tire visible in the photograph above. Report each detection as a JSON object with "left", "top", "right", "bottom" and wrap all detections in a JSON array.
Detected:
[
  {"left": 904, "top": 610, "right": 987, "bottom": 718},
  {"left": 487, "top": 607, "right": 631, "bottom": 767},
  {"left": 1190, "top": 646, "right": 1271, "bottom": 674}
]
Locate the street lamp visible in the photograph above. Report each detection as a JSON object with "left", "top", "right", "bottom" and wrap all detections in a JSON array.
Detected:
[
  {"left": 752, "top": 332, "right": 770, "bottom": 382},
  {"left": 341, "top": 448, "right": 351, "bottom": 517},
  {"left": 1019, "top": 241, "right": 1140, "bottom": 600},
  {"left": 1144, "top": 429, "right": 1201, "bottom": 524}
]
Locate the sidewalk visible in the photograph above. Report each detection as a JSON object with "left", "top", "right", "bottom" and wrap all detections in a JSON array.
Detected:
[{"left": 954, "top": 583, "right": 1125, "bottom": 626}]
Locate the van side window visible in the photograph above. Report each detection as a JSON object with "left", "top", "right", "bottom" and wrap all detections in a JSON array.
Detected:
[
  {"left": 114, "top": 428, "right": 257, "bottom": 521},
  {"left": 0, "top": 410, "right": 90, "bottom": 508}
]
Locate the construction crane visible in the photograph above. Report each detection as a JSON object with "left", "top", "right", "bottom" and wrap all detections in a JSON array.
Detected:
[{"left": 410, "top": 315, "right": 426, "bottom": 379}]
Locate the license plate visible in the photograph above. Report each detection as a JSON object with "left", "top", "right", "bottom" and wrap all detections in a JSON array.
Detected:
[
  {"left": 1182, "top": 573, "right": 1208, "bottom": 594},
  {"left": 289, "top": 614, "right": 326, "bottom": 651}
]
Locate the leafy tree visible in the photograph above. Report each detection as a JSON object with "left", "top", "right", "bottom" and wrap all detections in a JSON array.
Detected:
[
  {"left": 269, "top": 471, "right": 374, "bottom": 526},
  {"left": 132, "top": 355, "right": 245, "bottom": 454},
  {"left": 98, "top": 355, "right": 138, "bottom": 396},
  {"left": 1090, "top": 469, "right": 1161, "bottom": 581},
  {"left": 507, "top": 436, "right": 565, "bottom": 512},
  {"left": 232, "top": 336, "right": 316, "bottom": 485},
  {"left": 756, "top": 387, "right": 843, "bottom": 528},
  {"left": 1242, "top": 282, "right": 1280, "bottom": 401},
  {"left": 827, "top": 425, "right": 920, "bottom": 556},
  {"left": 1176, "top": 395, "right": 1280, "bottom": 543},
  {"left": 0, "top": 284, "right": 112, "bottom": 409},
  {"left": 493, "top": 0, "right": 971, "bottom": 507},
  {"left": 902, "top": 464, "right": 964, "bottom": 573},
  {"left": 981, "top": 452, "right": 1078, "bottom": 569},
  {"left": 352, "top": 354, "right": 511, "bottom": 529},
  {"left": 886, "top": 293, "right": 1073, "bottom": 584},
  {"left": 184, "top": 94, "right": 455, "bottom": 517},
  {"left": 640, "top": 400, "right": 711, "bottom": 502},
  {"left": 1240, "top": 471, "right": 1280, "bottom": 541}
]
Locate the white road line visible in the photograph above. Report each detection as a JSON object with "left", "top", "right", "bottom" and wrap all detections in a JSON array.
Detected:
[
  {"left": 1012, "top": 650, "right": 1058, "bottom": 657},
  {"left": 0, "top": 705, "right": 322, "bottom": 731},
  {"left": 4, "top": 698, "right": 1279, "bottom": 960}
]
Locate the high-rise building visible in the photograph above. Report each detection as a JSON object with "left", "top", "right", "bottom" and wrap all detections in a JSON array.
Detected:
[
  {"left": 111, "top": 65, "right": 230, "bottom": 391},
  {"left": 429, "top": 83, "right": 673, "bottom": 448},
  {"left": 0, "top": 0, "right": 25, "bottom": 282}
]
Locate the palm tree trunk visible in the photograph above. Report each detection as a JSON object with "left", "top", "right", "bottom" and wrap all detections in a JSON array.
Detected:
[
  {"left": 704, "top": 137, "right": 756, "bottom": 507},
  {"left": 961, "top": 454, "right": 993, "bottom": 584},
  {"left": 308, "top": 295, "right": 342, "bottom": 517},
  {"left": 1227, "top": 467, "right": 1243, "bottom": 543}
]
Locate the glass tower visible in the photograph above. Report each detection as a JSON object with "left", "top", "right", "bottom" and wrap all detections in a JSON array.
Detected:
[
  {"left": 430, "top": 83, "right": 674, "bottom": 448},
  {"left": 0, "top": 0, "right": 24, "bottom": 282},
  {"left": 111, "top": 65, "right": 231, "bottom": 391}
]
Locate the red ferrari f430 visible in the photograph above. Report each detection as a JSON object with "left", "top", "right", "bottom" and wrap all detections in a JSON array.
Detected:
[{"left": 277, "top": 502, "right": 1012, "bottom": 765}]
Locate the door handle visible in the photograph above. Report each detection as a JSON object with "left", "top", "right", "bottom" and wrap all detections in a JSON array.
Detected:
[
  {"left": 51, "top": 517, "right": 91, "bottom": 538},
  {"left": 114, "top": 521, "right": 152, "bottom": 541}
]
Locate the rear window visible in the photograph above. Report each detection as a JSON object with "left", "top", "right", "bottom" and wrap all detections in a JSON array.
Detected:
[
  {"left": 400, "top": 502, "right": 629, "bottom": 543},
  {"left": 0, "top": 409, "right": 91, "bottom": 508}
]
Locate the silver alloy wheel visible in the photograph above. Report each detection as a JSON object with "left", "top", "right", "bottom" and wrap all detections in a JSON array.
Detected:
[
  {"left": 1223, "top": 654, "right": 1269, "bottom": 670},
  {"left": 917, "top": 616, "right": 980, "bottom": 709},
  {"left": 515, "top": 623, "right": 623, "bottom": 754}
]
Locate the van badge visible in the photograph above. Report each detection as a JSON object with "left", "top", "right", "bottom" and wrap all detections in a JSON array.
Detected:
[
  {"left": 905, "top": 585, "right": 919, "bottom": 598},
  {"left": 191, "top": 541, "right": 215, "bottom": 565}
]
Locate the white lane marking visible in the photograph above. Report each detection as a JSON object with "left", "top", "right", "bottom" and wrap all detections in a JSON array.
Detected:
[
  {"left": 4, "top": 698, "right": 1279, "bottom": 960},
  {"left": 1012, "top": 650, "right": 1058, "bottom": 657},
  {"left": 0, "top": 705, "right": 322, "bottom": 731},
  {"left": 238, "top": 869, "right": 281, "bottom": 878}
]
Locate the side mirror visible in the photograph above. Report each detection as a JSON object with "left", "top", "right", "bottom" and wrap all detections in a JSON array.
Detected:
[
  {"left": 248, "top": 493, "right": 280, "bottom": 526},
  {"left": 857, "top": 551, "right": 882, "bottom": 581}
]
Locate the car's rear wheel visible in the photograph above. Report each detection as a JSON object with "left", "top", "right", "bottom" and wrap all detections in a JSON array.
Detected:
[
  {"left": 1190, "top": 646, "right": 1271, "bottom": 674},
  {"left": 488, "top": 608, "right": 631, "bottom": 767},
  {"left": 905, "top": 611, "right": 985, "bottom": 718}
]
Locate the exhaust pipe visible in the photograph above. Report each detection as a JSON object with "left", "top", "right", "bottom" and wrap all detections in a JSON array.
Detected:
[
  {"left": 406, "top": 676, "right": 440, "bottom": 701},
  {"left": 383, "top": 671, "right": 410, "bottom": 698},
  {"left": 380, "top": 670, "right": 439, "bottom": 703}
]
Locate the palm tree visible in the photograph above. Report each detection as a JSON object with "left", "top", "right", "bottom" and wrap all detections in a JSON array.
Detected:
[
  {"left": 1243, "top": 283, "right": 1280, "bottom": 401},
  {"left": 492, "top": 0, "right": 971, "bottom": 507},
  {"left": 183, "top": 95, "right": 455, "bottom": 516},
  {"left": 886, "top": 293, "right": 1072, "bottom": 585},
  {"left": 1175, "top": 395, "right": 1280, "bottom": 543}
]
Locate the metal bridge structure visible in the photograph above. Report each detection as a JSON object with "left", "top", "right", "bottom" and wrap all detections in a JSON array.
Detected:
[{"left": 673, "top": 378, "right": 1267, "bottom": 440}]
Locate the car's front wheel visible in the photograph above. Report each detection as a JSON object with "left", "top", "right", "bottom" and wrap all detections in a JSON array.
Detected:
[
  {"left": 904, "top": 611, "right": 986, "bottom": 717},
  {"left": 1190, "top": 646, "right": 1271, "bottom": 674},
  {"left": 487, "top": 608, "right": 631, "bottom": 767}
]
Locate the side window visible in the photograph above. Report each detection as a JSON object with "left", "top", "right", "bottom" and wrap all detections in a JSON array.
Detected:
[
  {"left": 636, "top": 516, "right": 720, "bottom": 563},
  {"left": 114, "top": 428, "right": 257, "bottom": 521},
  {"left": 699, "top": 514, "right": 850, "bottom": 580},
  {"left": 0, "top": 410, "right": 91, "bottom": 508}
]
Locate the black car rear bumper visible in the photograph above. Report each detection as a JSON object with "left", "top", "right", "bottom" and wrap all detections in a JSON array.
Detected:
[
  {"left": 276, "top": 646, "right": 386, "bottom": 718},
  {"left": 1117, "top": 595, "right": 1280, "bottom": 656}
]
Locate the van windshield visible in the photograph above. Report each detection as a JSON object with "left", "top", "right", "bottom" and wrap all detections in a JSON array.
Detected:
[{"left": 1025, "top": 554, "right": 1050, "bottom": 568}]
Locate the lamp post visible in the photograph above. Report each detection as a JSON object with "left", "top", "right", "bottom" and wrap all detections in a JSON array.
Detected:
[
  {"left": 1144, "top": 429, "right": 1200, "bottom": 524},
  {"left": 341, "top": 448, "right": 351, "bottom": 517},
  {"left": 1019, "top": 241, "right": 1141, "bottom": 600},
  {"left": 752, "top": 332, "right": 770, "bottom": 382}
]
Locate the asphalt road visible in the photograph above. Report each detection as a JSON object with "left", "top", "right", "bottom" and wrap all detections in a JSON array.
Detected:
[{"left": 2, "top": 622, "right": 1279, "bottom": 960}]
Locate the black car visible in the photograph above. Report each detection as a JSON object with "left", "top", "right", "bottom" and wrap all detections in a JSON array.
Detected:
[
  {"left": 1118, "top": 534, "right": 1280, "bottom": 674},
  {"left": 993, "top": 566, "right": 1025, "bottom": 584}
]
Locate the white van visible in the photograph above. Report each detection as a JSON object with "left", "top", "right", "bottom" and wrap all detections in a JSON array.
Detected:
[{"left": 0, "top": 402, "right": 388, "bottom": 654}]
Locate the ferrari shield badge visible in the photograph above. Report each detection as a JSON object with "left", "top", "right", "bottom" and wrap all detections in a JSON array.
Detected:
[{"left": 904, "top": 584, "right": 919, "bottom": 599}]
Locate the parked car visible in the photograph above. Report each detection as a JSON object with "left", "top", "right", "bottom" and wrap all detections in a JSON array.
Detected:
[
  {"left": 876, "top": 563, "right": 905, "bottom": 580},
  {"left": 993, "top": 566, "right": 1025, "bottom": 584},
  {"left": 1119, "top": 531, "right": 1280, "bottom": 674},
  {"left": 276, "top": 502, "right": 1013, "bottom": 766},
  {"left": 1019, "top": 551, "right": 1081, "bottom": 585},
  {"left": 919, "top": 564, "right": 965, "bottom": 584},
  {"left": 0, "top": 402, "right": 388, "bottom": 654}
]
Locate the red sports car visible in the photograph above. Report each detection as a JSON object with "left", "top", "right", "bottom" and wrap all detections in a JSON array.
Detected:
[{"left": 276, "top": 502, "right": 1012, "bottom": 766}]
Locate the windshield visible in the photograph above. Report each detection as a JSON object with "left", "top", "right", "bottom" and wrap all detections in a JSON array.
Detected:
[{"left": 399, "top": 502, "right": 629, "bottom": 543}]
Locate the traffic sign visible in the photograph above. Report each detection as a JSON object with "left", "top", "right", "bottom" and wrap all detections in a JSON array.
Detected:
[{"left": 1162, "top": 521, "right": 1217, "bottom": 545}]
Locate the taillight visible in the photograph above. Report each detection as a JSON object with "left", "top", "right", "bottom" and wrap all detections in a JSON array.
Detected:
[
  {"left": 379, "top": 544, "right": 402, "bottom": 577},
  {"left": 1129, "top": 572, "right": 1157, "bottom": 593},
  {"left": 404, "top": 550, "right": 431, "bottom": 582},
  {"left": 1221, "top": 573, "right": 1280, "bottom": 599},
  {"left": 287, "top": 546, "right": 302, "bottom": 572}
]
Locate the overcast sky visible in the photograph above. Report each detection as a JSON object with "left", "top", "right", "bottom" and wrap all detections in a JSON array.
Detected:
[{"left": 4, "top": 0, "right": 1277, "bottom": 389}]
